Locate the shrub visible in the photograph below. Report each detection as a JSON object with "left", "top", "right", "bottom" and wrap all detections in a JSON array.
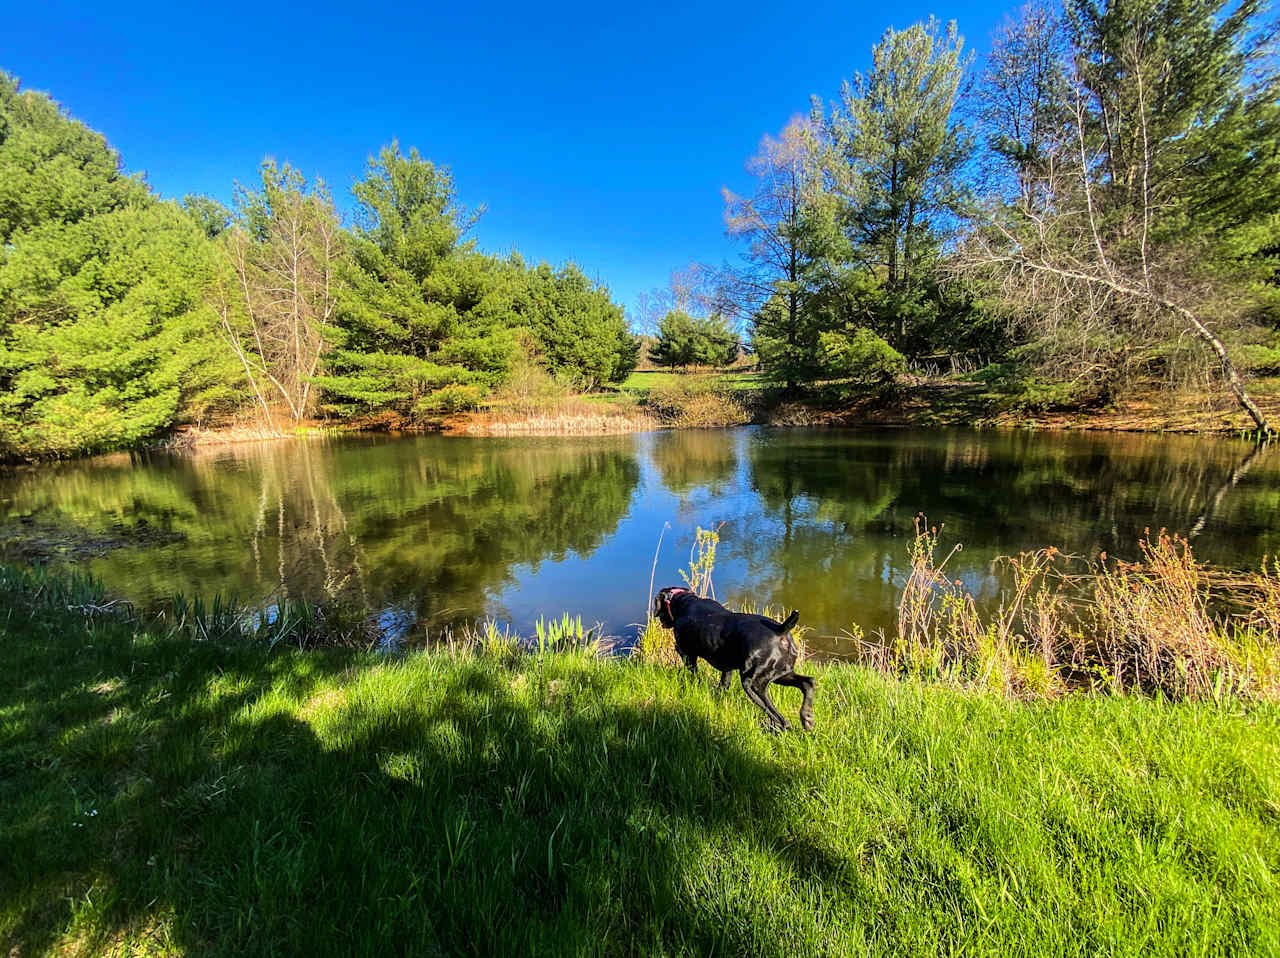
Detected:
[
  {"left": 1238, "top": 343, "right": 1280, "bottom": 375},
  {"left": 973, "top": 362, "right": 1100, "bottom": 412},
  {"left": 818, "top": 328, "right": 906, "bottom": 388},
  {"left": 415, "top": 382, "right": 487, "bottom": 414},
  {"left": 645, "top": 376, "right": 750, "bottom": 427}
]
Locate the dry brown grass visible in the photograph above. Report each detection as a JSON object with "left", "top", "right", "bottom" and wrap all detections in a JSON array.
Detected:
[
  {"left": 165, "top": 422, "right": 291, "bottom": 448},
  {"left": 861, "top": 516, "right": 1280, "bottom": 701},
  {"left": 646, "top": 376, "right": 750, "bottom": 428},
  {"left": 1087, "top": 533, "right": 1280, "bottom": 699},
  {"left": 462, "top": 406, "right": 657, "bottom": 436}
]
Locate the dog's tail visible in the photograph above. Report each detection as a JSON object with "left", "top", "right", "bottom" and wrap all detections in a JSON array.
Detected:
[{"left": 768, "top": 610, "right": 800, "bottom": 634}]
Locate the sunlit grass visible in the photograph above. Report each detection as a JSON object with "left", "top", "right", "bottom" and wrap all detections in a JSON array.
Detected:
[
  {"left": 877, "top": 516, "right": 1280, "bottom": 701},
  {"left": 3, "top": 569, "right": 1278, "bottom": 955}
]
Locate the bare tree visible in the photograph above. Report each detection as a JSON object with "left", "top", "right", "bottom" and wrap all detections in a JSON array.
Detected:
[
  {"left": 962, "top": 52, "right": 1270, "bottom": 431},
  {"left": 215, "top": 162, "right": 343, "bottom": 427},
  {"left": 721, "top": 115, "right": 833, "bottom": 388},
  {"left": 972, "top": 1, "right": 1072, "bottom": 205},
  {"left": 635, "top": 263, "right": 716, "bottom": 335}
]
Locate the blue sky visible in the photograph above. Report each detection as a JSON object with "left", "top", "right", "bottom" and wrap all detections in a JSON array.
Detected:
[{"left": 4, "top": 0, "right": 1010, "bottom": 321}]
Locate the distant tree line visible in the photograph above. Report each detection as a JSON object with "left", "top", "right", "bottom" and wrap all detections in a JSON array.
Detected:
[
  {"left": 4, "top": 0, "right": 1278, "bottom": 459},
  {"left": 0, "top": 78, "right": 637, "bottom": 458}
]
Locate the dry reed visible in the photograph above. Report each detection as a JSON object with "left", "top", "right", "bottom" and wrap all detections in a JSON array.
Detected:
[{"left": 868, "top": 516, "right": 1280, "bottom": 701}]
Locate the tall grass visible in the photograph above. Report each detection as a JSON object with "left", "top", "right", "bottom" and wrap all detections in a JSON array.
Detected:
[
  {"left": 465, "top": 356, "right": 657, "bottom": 435},
  {"left": 866, "top": 516, "right": 1280, "bottom": 701},
  {"left": 161, "top": 592, "right": 375, "bottom": 649},
  {"left": 3, "top": 565, "right": 1279, "bottom": 956},
  {"left": 645, "top": 374, "right": 751, "bottom": 427}
]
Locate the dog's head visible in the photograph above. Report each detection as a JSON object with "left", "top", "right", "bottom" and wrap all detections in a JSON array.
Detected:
[{"left": 652, "top": 586, "right": 691, "bottom": 628}]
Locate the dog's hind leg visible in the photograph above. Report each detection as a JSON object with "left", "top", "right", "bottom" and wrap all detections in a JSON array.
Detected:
[
  {"left": 740, "top": 673, "right": 790, "bottom": 730},
  {"left": 774, "top": 672, "right": 816, "bottom": 730}
]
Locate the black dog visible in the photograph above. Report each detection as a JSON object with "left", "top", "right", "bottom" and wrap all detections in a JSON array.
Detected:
[{"left": 653, "top": 586, "right": 816, "bottom": 730}]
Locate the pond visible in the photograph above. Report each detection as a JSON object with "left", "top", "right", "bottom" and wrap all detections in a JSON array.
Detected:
[{"left": 2, "top": 428, "right": 1278, "bottom": 658}]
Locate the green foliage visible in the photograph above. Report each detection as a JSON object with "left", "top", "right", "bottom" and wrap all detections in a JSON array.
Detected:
[
  {"left": 533, "top": 613, "right": 598, "bottom": 653},
  {"left": 517, "top": 262, "right": 636, "bottom": 388},
  {"left": 180, "top": 194, "right": 230, "bottom": 239},
  {"left": 728, "top": 117, "right": 838, "bottom": 390},
  {"left": 0, "top": 73, "right": 149, "bottom": 245},
  {"left": 4, "top": 570, "right": 1280, "bottom": 954},
  {"left": 678, "top": 524, "right": 722, "bottom": 596},
  {"left": 1239, "top": 343, "right": 1280, "bottom": 375},
  {"left": 818, "top": 327, "right": 905, "bottom": 387},
  {"left": 0, "top": 74, "right": 235, "bottom": 457},
  {"left": 649, "top": 309, "right": 738, "bottom": 368},
  {"left": 321, "top": 148, "right": 633, "bottom": 418},
  {"left": 971, "top": 0, "right": 1280, "bottom": 403},
  {"left": 750, "top": 292, "right": 829, "bottom": 387},
  {"left": 827, "top": 17, "right": 972, "bottom": 353},
  {"left": 974, "top": 362, "right": 1100, "bottom": 412},
  {"left": 319, "top": 146, "right": 513, "bottom": 420},
  {"left": 645, "top": 375, "right": 751, "bottom": 427},
  {"left": 1067, "top": 0, "right": 1280, "bottom": 246}
]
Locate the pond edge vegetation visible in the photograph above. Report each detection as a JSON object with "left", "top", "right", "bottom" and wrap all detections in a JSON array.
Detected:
[
  {"left": 11, "top": 513, "right": 1278, "bottom": 706},
  {"left": 3, "top": 536, "right": 1280, "bottom": 954}
]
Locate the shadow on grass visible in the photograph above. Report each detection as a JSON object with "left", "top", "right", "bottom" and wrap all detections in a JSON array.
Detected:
[{"left": 0, "top": 601, "right": 849, "bottom": 956}]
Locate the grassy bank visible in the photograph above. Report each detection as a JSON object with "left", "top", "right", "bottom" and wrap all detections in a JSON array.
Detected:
[
  {"left": 3, "top": 570, "right": 1279, "bottom": 956},
  {"left": 146, "top": 369, "right": 1280, "bottom": 448},
  {"left": 759, "top": 373, "right": 1280, "bottom": 435}
]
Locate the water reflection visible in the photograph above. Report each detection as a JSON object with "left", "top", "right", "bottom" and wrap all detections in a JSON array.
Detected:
[{"left": 1, "top": 429, "right": 1276, "bottom": 656}]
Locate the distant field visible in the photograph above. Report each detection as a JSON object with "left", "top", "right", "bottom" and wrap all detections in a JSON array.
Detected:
[{"left": 620, "top": 368, "right": 766, "bottom": 394}]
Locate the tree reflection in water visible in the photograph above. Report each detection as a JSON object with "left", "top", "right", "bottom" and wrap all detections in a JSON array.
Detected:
[{"left": 1, "top": 429, "right": 1276, "bottom": 655}]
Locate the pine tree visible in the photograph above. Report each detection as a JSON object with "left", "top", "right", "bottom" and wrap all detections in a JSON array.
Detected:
[
  {"left": 649, "top": 310, "right": 738, "bottom": 368},
  {"left": 318, "top": 144, "right": 510, "bottom": 418},
  {"left": 724, "top": 116, "right": 834, "bottom": 389},
  {"left": 0, "top": 73, "right": 232, "bottom": 458},
  {"left": 827, "top": 18, "right": 972, "bottom": 352}
]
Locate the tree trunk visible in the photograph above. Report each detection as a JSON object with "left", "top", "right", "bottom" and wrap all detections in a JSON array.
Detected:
[{"left": 1014, "top": 258, "right": 1271, "bottom": 434}]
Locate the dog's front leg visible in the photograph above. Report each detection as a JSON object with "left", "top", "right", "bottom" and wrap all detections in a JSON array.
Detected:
[
  {"left": 681, "top": 654, "right": 699, "bottom": 681},
  {"left": 718, "top": 670, "right": 733, "bottom": 691}
]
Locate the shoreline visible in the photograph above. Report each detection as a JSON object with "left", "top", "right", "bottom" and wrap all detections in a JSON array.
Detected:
[{"left": 3, "top": 384, "right": 1272, "bottom": 467}]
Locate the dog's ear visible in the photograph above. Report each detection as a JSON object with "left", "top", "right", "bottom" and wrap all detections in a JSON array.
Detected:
[{"left": 768, "top": 610, "right": 800, "bottom": 634}]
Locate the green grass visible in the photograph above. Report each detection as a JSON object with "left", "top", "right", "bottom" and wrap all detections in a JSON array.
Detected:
[
  {"left": 620, "top": 368, "right": 765, "bottom": 396},
  {"left": 3, "top": 572, "right": 1279, "bottom": 955}
]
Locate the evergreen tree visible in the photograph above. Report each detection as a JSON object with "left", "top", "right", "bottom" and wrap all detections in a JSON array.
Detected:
[
  {"left": 964, "top": 0, "right": 1280, "bottom": 429},
  {"left": 518, "top": 263, "right": 637, "bottom": 388},
  {"left": 0, "top": 73, "right": 148, "bottom": 244},
  {"left": 0, "top": 74, "right": 232, "bottom": 458},
  {"left": 724, "top": 116, "right": 835, "bottom": 389},
  {"left": 649, "top": 310, "right": 738, "bottom": 367},
  {"left": 827, "top": 18, "right": 972, "bottom": 353},
  {"left": 1068, "top": 0, "right": 1280, "bottom": 253},
  {"left": 319, "top": 144, "right": 511, "bottom": 418}
]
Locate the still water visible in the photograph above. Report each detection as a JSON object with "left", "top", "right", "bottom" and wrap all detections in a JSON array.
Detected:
[{"left": 2, "top": 428, "right": 1278, "bottom": 657}]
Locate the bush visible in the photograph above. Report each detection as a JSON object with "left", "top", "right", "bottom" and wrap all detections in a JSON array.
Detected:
[
  {"left": 819, "top": 328, "right": 905, "bottom": 388},
  {"left": 648, "top": 311, "right": 738, "bottom": 368},
  {"left": 1238, "top": 343, "right": 1280, "bottom": 375},
  {"left": 415, "top": 382, "right": 487, "bottom": 414},
  {"left": 973, "top": 363, "right": 1100, "bottom": 412},
  {"left": 645, "top": 376, "right": 750, "bottom": 427}
]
